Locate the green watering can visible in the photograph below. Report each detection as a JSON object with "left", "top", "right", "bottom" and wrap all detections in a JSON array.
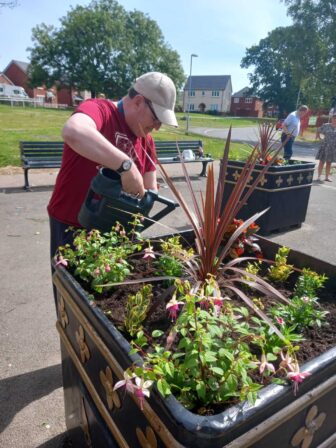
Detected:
[{"left": 78, "top": 167, "right": 179, "bottom": 233}]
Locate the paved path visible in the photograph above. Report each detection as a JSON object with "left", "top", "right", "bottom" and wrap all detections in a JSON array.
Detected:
[{"left": 0, "top": 151, "right": 335, "bottom": 447}]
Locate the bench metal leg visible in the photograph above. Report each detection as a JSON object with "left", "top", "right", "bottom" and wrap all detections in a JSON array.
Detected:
[
  {"left": 23, "top": 168, "right": 31, "bottom": 190},
  {"left": 199, "top": 161, "right": 208, "bottom": 177}
]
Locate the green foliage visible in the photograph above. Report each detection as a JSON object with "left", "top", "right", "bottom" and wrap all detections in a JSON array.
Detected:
[
  {"left": 268, "top": 246, "right": 294, "bottom": 283},
  {"left": 58, "top": 221, "right": 143, "bottom": 292},
  {"left": 155, "top": 236, "right": 194, "bottom": 277},
  {"left": 124, "top": 285, "right": 153, "bottom": 337},
  {"left": 271, "top": 268, "right": 329, "bottom": 330},
  {"left": 294, "top": 268, "right": 328, "bottom": 298},
  {"left": 28, "top": 0, "right": 185, "bottom": 97}
]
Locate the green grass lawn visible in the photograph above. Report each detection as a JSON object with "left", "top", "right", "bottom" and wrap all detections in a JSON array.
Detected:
[{"left": 0, "top": 104, "right": 252, "bottom": 167}]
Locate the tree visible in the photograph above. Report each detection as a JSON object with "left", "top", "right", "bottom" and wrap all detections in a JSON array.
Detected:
[
  {"left": 27, "top": 0, "right": 185, "bottom": 98},
  {"left": 241, "top": 26, "right": 302, "bottom": 115},
  {"left": 282, "top": 0, "right": 336, "bottom": 108},
  {"left": 242, "top": 0, "right": 336, "bottom": 113}
]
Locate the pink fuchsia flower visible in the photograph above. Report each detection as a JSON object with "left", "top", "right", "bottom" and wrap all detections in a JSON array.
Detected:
[
  {"left": 257, "top": 354, "right": 275, "bottom": 375},
  {"left": 212, "top": 296, "right": 225, "bottom": 317},
  {"left": 134, "top": 377, "right": 153, "bottom": 411},
  {"left": 279, "top": 351, "right": 295, "bottom": 372},
  {"left": 276, "top": 317, "right": 285, "bottom": 326},
  {"left": 120, "top": 230, "right": 126, "bottom": 237},
  {"left": 143, "top": 246, "right": 156, "bottom": 260},
  {"left": 93, "top": 267, "right": 101, "bottom": 276},
  {"left": 166, "top": 297, "right": 184, "bottom": 321},
  {"left": 113, "top": 371, "right": 136, "bottom": 394},
  {"left": 105, "top": 264, "right": 111, "bottom": 273},
  {"left": 55, "top": 255, "right": 68, "bottom": 267},
  {"left": 302, "top": 296, "right": 310, "bottom": 303},
  {"left": 287, "top": 369, "right": 311, "bottom": 396}
]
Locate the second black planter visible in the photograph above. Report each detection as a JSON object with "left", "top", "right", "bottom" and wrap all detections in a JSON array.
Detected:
[{"left": 222, "top": 160, "right": 315, "bottom": 235}]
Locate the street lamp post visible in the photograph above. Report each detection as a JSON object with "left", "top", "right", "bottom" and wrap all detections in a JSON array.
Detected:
[{"left": 186, "top": 53, "right": 198, "bottom": 134}]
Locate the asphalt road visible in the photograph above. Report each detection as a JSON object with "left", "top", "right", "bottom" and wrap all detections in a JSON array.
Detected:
[{"left": 190, "top": 125, "right": 318, "bottom": 160}]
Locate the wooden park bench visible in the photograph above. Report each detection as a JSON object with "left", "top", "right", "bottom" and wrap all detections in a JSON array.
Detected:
[
  {"left": 155, "top": 140, "right": 213, "bottom": 177},
  {"left": 20, "top": 139, "right": 213, "bottom": 190},
  {"left": 20, "top": 141, "right": 63, "bottom": 190}
]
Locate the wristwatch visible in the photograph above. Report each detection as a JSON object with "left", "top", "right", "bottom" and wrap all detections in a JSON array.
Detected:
[{"left": 116, "top": 159, "right": 133, "bottom": 174}]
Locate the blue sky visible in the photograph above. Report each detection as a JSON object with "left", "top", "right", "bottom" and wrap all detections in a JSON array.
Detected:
[{"left": 0, "top": 0, "right": 292, "bottom": 92}]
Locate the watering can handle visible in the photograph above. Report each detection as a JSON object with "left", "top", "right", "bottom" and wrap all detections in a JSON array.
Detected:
[{"left": 145, "top": 190, "right": 179, "bottom": 222}]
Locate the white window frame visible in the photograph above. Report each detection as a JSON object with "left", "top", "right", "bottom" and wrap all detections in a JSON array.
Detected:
[
  {"left": 234, "top": 97, "right": 239, "bottom": 103},
  {"left": 188, "top": 90, "right": 195, "bottom": 97},
  {"left": 210, "top": 104, "right": 218, "bottom": 111},
  {"left": 245, "top": 97, "right": 253, "bottom": 103},
  {"left": 212, "top": 90, "right": 220, "bottom": 97}
]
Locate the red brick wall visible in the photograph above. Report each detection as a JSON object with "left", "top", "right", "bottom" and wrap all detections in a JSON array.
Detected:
[
  {"left": 57, "top": 87, "right": 73, "bottom": 106},
  {"left": 230, "top": 97, "right": 263, "bottom": 117}
]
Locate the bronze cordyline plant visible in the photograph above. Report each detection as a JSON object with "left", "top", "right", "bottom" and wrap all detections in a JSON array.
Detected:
[{"left": 157, "top": 128, "right": 290, "bottom": 333}]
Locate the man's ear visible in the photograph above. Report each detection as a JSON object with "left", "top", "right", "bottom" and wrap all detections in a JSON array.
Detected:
[{"left": 133, "top": 94, "right": 144, "bottom": 109}]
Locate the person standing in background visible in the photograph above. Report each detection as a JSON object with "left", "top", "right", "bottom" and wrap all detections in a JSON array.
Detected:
[
  {"left": 281, "top": 105, "right": 309, "bottom": 160},
  {"left": 315, "top": 114, "right": 336, "bottom": 183}
]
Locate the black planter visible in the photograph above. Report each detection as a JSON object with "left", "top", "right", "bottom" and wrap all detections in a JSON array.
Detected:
[
  {"left": 53, "top": 231, "right": 336, "bottom": 448},
  {"left": 222, "top": 160, "right": 315, "bottom": 235}
]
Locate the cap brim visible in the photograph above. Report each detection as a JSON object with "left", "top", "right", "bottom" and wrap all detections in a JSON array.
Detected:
[{"left": 151, "top": 103, "right": 178, "bottom": 127}]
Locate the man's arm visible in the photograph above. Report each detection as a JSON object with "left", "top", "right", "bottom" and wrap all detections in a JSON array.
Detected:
[
  {"left": 143, "top": 170, "right": 158, "bottom": 191},
  {"left": 62, "top": 113, "right": 146, "bottom": 197}
]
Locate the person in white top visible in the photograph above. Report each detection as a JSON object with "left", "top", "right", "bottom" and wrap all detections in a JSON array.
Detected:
[{"left": 281, "top": 105, "right": 309, "bottom": 160}]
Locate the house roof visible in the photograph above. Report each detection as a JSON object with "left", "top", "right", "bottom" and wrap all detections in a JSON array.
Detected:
[
  {"left": 184, "top": 75, "right": 231, "bottom": 91},
  {"left": 232, "top": 87, "right": 254, "bottom": 97},
  {"left": 3, "top": 60, "right": 29, "bottom": 74}
]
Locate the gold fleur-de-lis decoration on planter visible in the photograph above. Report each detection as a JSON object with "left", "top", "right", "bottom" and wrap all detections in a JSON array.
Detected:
[
  {"left": 232, "top": 170, "right": 240, "bottom": 181},
  {"left": 297, "top": 173, "right": 304, "bottom": 184},
  {"left": 259, "top": 175, "right": 267, "bottom": 186},
  {"left": 287, "top": 175, "right": 294, "bottom": 186},
  {"left": 291, "top": 405, "right": 326, "bottom": 448},
  {"left": 136, "top": 426, "right": 157, "bottom": 448},
  {"left": 75, "top": 325, "right": 90, "bottom": 363},
  {"left": 100, "top": 366, "right": 121, "bottom": 410},
  {"left": 275, "top": 176, "right": 284, "bottom": 187},
  {"left": 58, "top": 296, "right": 69, "bottom": 328}
]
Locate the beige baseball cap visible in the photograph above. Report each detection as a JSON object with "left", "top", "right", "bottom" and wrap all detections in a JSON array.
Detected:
[{"left": 133, "top": 72, "right": 178, "bottom": 127}]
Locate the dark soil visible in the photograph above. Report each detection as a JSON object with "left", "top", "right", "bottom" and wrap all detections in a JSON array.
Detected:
[{"left": 96, "top": 281, "right": 336, "bottom": 362}]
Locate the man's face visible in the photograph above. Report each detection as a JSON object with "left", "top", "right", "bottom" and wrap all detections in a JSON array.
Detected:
[
  {"left": 298, "top": 109, "right": 308, "bottom": 118},
  {"left": 133, "top": 96, "right": 162, "bottom": 136}
]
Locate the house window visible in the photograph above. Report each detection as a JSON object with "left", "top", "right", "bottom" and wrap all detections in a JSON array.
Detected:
[
  {"left": 212, "top": 90, "right": 220, "bottom": 97},
  {"left": 0, "top": 87, "right": 3, "bottom": 93},
  {"left": 188, "top": 104, "right": 195, "bottom": 111},
  {"left": 210, "top": 104, "right": 218, "bottom": 111},
  {"left": 188, "top": 90, "right": 195, "bottom": 97},
  {"left": 245, "top": 97, "right": 253, "bottom": 103},
  {"left": 202, "top": 91, "right": 205, "bottom": 96},
  {"left": 234, "top": 97, "right": 239, "bottom": 103}
]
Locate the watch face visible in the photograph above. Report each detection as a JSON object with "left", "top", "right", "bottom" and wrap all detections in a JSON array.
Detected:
[{"left": 122, "top": 159, "right": 132, "bottom": 171}]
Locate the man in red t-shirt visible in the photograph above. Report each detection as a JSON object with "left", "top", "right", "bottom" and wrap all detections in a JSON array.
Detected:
[{"left": 48, "top": 72, "right": 178, "bottom": 257}]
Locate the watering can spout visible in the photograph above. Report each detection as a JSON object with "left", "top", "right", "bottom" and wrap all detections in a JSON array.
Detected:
[{"left": 78, "top": 167, "right": 179, "bottom": 233}]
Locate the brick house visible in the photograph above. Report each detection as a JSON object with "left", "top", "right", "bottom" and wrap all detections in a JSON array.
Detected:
[
  {"left": 2, "top": 59, "right": 90, "bottom": 106},
  {"left": 230, "top": 87, "right": 263, "bottom": 118},
  {"left": 183, "top": 75, "right": 232, "bottom": 114},
  {"left": 0, "top": 73, "right": 14, "bottom": 85}
]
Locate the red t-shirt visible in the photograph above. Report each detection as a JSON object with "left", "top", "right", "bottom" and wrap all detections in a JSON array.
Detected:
[{"left": 47, "top": 99, "right": 157, "bottom": 227}]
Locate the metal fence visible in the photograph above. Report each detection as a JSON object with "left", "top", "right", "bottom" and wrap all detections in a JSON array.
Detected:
[{"left": 0, "top": 96, "right": 70, "bottom": 109}]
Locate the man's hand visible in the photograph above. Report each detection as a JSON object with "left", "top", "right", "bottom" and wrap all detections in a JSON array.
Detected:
[{"left": 120, "top": 163, "right": 145, "bottom": 197}]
